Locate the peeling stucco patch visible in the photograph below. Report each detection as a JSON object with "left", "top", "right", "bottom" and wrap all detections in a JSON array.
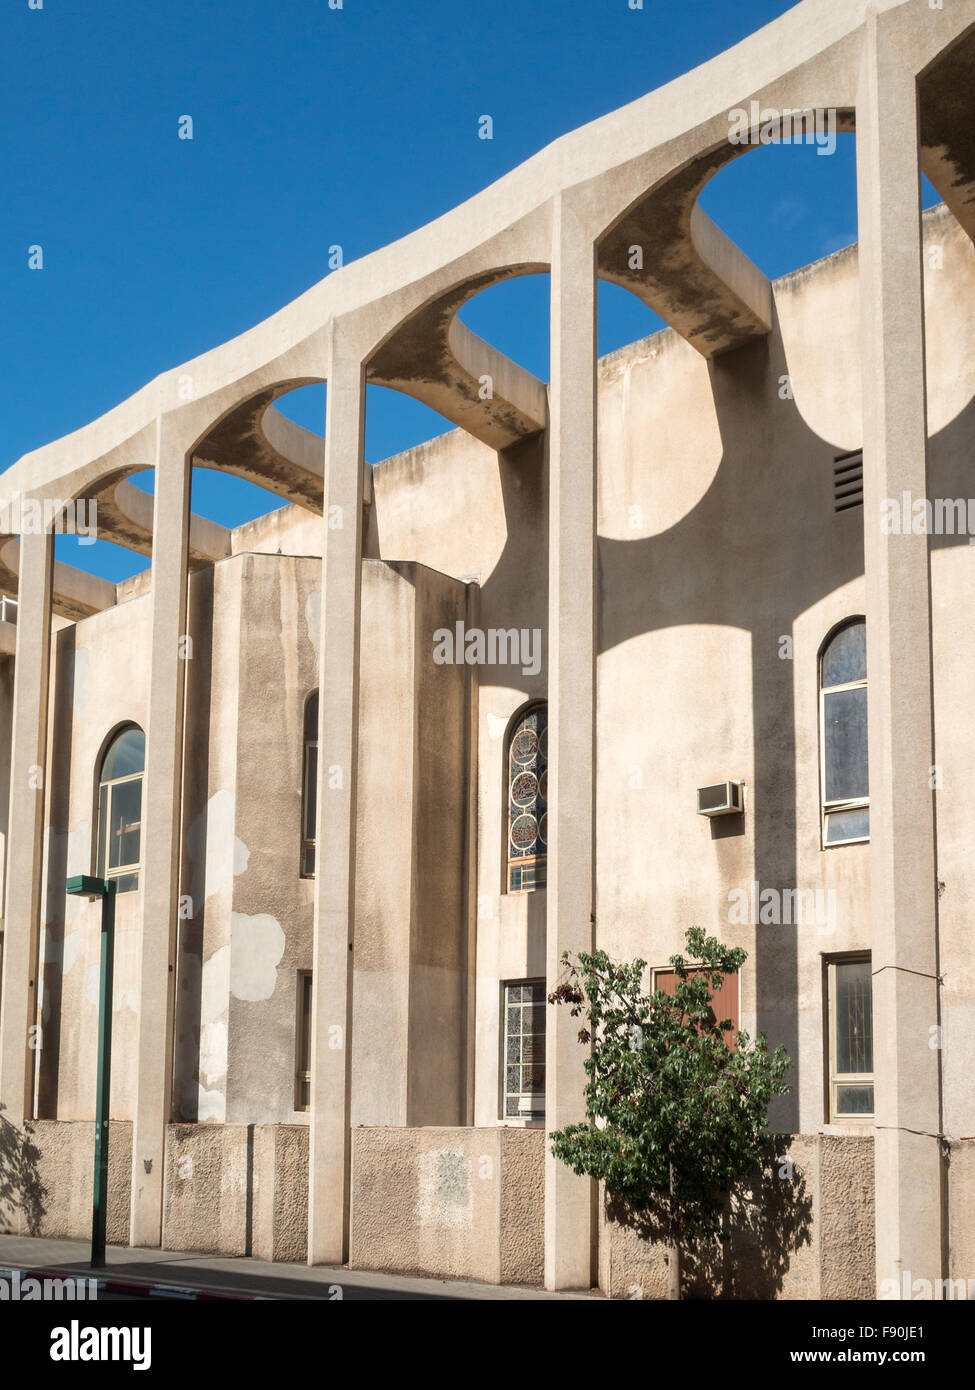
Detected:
[
  {"left": 200, "top": 944, "right": 230, "bottom": 1093},
  {"left": 83, "top": 956, "right": 137, "bottom": 1012},
  {"left": 62, "top": 929, "right": 81, "bottom": 976},
  {"left": 196, "top": 1086, "right": 226, "bottom": 1123},
  {"left": 189, "top": 944, "right": 229, "bottom": 1125},
  {"left": 229, "top": 912, "right": 286, "bottom": 1001},
  {"left": 187, "top": 790, "right": 250, "bottom": 904},
  {"left": 486, "top": 713, "right": 507, "bottom": 740}
]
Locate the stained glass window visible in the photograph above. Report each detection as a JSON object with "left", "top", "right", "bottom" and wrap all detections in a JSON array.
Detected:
[
  {"left": 96, "top": 725, "right": 145, "bottom": 893},
  {"left": 506, "top": 703, "right": 547, "bottom": 892},
  {"left": 820, "top": 620, "right": 869, "bottom": 846}
]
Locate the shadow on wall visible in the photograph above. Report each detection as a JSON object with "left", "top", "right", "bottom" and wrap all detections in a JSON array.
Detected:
[
  {"left": 37, "top": 623, "right": 78, "bottom": 1118},
  {"left": 0, "top": 1104, "right": 48, "bottom": 1235},
  {"left": 607, "top": 1139, "right": 814, "bottom": 1300},
  {"left": 597, "top": 303, "right": 975, "bottom": 1132},
  {"left": 174, "top": 565, "right": 216, "bottom": 1123}
]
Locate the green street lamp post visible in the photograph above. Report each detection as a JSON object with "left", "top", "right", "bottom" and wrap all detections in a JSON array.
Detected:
[{"left": 65, "top": 874, "right": 117, "bottom": 1268}]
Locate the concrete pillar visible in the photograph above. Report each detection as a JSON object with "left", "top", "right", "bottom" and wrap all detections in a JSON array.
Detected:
[
  {"left": 129, "top": 418, "right": 192, "bottom": 1247},
  {"left": 856, "top": 15, "right": 944, "bottom": 1295},
  {"left": 308, "top": 322, "right": 365, "bottom": 1265},
  {"left": 0, "top": 527, "right": 54, "bottom": 1127},
  {"left": 544, "top": 191, "right": 596, "bottom": 1291}
]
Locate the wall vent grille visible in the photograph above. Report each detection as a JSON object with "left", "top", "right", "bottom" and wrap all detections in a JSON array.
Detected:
[{"left": 834, "top": 450, "right": 863, "bottom": 512}]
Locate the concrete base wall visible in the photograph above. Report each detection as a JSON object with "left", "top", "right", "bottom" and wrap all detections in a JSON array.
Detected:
[
  {"left": 349, "top": 1126, "right": 544, "bottom": 1286},
  {"left": 252, "top": 1123, "right": 308, "bottom": 1264},
  {"left": 162, "top": 1123, "right": 253, "bottom": 1255},
  {"left": 0, "top": 1118, "right": 131, "bottom": 1244},
  {"left": 349, "top": 1129, "right": 878, "bottom": 1297},
  {"left": 2, "top": 1122, "right": 970, "bottom": 1296},
  {"left": 598, "top": 1135, "right": 874, "bottom": 1300},
  {"left": 0, "top": 1118, "right": 307, "bottom": 1264},
  {"left": 948, "top": 1139, "right": 975, "bottom": 1283}
]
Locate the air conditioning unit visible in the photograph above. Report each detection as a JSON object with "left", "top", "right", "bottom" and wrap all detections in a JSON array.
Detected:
[{"left": 697, "top": 780, "right": 744, "bottom": 817}]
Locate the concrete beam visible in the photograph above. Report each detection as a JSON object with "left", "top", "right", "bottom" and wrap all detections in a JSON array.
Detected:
[
  {"left": 856, "top": 11, "right": 944, "bottom": 1297},
  {"left": 192, "top": 385, "right": 326, "bottom": 512},
  {"left": 368, "top": 275, "right": 547, "bottom": 450},
  {"left": 0, "top": 529, "right": 53, "bottom": 1127},
  {"left": 0, "top": 537, "right": 116, "bottom": 622},
  {"left": 598, "top": 164, "right": 773, "bottom": 358},
  {"left": 7, "top": 1, "right": 974, "bottom": 504},
  {"left": 90, "top": 477, "right": 231, "bottom": 569},
  {"left": 545, "top": 192, "right": 596, "bottom": 1291},
  {"left": 129, "top": 419, "right": 192, "bottom": 1247},
  {"left": 308, "top": 322, "right": 365, "bottom": 1266},
  {"left": 919, "top": 26, "right": 975, "bottom": 244}
]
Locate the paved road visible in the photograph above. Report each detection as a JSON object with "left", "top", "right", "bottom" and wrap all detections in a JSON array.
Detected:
[{"left": 0, "top": 1233, "right": 601, "bottom": 1301}]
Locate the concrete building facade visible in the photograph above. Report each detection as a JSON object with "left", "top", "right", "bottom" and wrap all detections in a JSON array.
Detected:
[{"left": 1, "top": 0, "right": 974, "bottom": 1297}]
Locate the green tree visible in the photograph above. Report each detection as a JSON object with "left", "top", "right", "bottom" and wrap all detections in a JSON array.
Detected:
[{"left": 549, "top": 927, "right": 792, "bottom": 1299}]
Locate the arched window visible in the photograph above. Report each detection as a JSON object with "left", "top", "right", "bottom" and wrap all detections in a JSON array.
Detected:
[
  {"left": 820, "top": 620, "right": 869, "bottom": 846},
  {"left": 96, "top": 726, "right": 145, "bottom": 892},
  {"left": 301, "top": 692, "right": 319, "bottom": 877},
  {"left": 506, "top": 703, "right": 547, "bottom": 892}
]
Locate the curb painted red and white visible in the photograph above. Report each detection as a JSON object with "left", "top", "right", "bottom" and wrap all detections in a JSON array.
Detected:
[{"left": 0, "top": 1264, "right": 267, "bottom": 1300}]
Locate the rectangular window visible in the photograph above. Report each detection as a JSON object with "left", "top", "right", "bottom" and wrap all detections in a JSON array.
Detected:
[
  {"left": 502, "top": 980, "right": 546, "bottom": 1121},
  {"left": 827, "top": 956, "right": 874, "bottom": 1120},
  {"left": 96, "top": 776, "right": 142, "bottom": 893},
  {"left": 295, "top": 971, "right": 312, "bottom": 1111},
  {"left": 300, "top": 740, "right": 318, "bottom": 878},
  {"left": 823, "top": 687, "right": 869, "bottom": 803},
  {"left": 820, "top": 621, "right": 869, "bottom": 847}
]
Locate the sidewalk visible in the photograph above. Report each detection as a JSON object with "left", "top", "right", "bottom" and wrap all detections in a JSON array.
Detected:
[{"left": 0, "top": 1234, "right": 602, "bottom": 1301}]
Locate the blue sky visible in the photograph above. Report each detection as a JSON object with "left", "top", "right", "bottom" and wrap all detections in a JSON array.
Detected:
[{"left": 1, "top": 0, "right": 940, "bottom": 581}]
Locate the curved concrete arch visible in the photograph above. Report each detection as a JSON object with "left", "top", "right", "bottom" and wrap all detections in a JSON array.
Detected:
[
  {"left": 4, "top": 0, "right": 974, "bottom": 509},
  {"left": 368, "top": 265, "right": 549, "bottom": 451},
  {"left": 190, "top": 384, "right": 326, "bottom": 512},
  {"left": 88, "top": 474, "right": 232, "bottom": 569},
  {"left": 0, "top": 537, "right": 115, "bottom": 621},
  {"left": 595, "top": 103, "right": 856, "bottom": 356},
  {"left": 2, "top": 0, "right": 974, "bottom": 1294},
  {"left": 919, "top": 22, "right": 975, "bottom": 241}
]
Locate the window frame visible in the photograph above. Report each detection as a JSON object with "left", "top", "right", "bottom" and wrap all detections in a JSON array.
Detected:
[
  {"left": 294, "top": 969, "right": 313, "bottom": 1112},
  {"left": 300, "top": 691, "right": 319, "bottom": 879},
  {"left": 819, "top": 618, "right": 869, "bottom": 849},
  {"left": 502, "top": 700, "right": 548, "bottom": 895},
  {"left": 94, "top": 724, "right": 145, "bottom": 894},
  {"left": 825, "top": 953, "right": 875, "bottom": 1123},
  {"left": 499, "top": 978, "right": 546, "bottom": 1125}
]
